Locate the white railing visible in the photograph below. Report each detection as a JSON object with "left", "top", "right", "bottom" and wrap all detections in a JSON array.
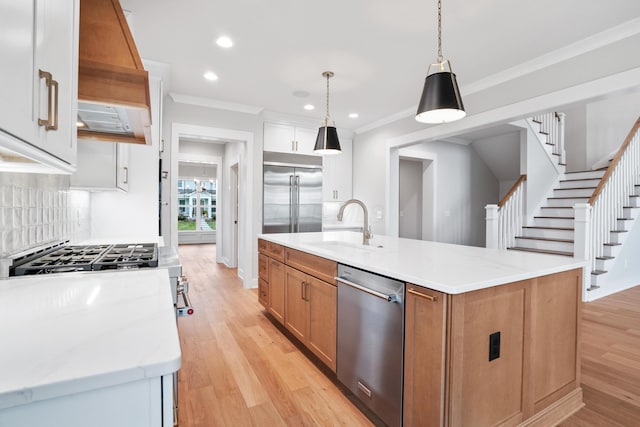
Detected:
[
  {"left": 486, "top": 175, "right": 526, "bottom": 250},
  {"left": 533, "top": 112, "right": 566, "bottom": 165},
  {"left": 585, "top": 118, "right": 640, "bottom": 274}
]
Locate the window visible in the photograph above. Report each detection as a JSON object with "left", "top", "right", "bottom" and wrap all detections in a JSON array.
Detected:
[{"left": 177, "top": 178, "right": 216, "bottom": 231}]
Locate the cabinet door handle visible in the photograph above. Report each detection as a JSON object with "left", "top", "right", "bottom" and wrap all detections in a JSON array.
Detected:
[
  {"left": 301, "top": 281, "right": 305, "bottom": 300},
  {"left": 407, "top": 288, "right": 437, "bottom": 302},
  {"left": 291, "top": 140, "right": 295, "bottom": 151},
  {"left": 295, "top": 140, "right": 298, "bottom": 151},
  {"left": 305, "top": 281, "right": 310, "bottom": 301},
  {"left": 50, "top": 78, "right": 59, "bottom": 130},
  {"left": 123, "top": 166, "right": 129, "bottom": 184},
  {"left": 38, "top": 70, "right": 53, "bottom": 129}
]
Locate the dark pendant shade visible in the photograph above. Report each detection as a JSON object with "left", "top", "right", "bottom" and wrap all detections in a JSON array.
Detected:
[
  {"left": 314, "top": 125, "right": 341, "bottom": 155},
  {"left": 416, "top": 71, "right": 466, "bottom": 124}
]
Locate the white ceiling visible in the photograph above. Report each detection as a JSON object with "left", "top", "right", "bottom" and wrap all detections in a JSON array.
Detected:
[{"left": 120, "top": 0, "right": 640, "bottom": 131}]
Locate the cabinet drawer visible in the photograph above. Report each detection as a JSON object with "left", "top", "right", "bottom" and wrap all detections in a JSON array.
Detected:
[
  {"left": 285, "top": 248, "right": 337, "bottom": 284},
  {"left": 259, "top": 278, "right": 269, "bottom": 308},
  {"left": 258, "top": 239, "right": 268, "bottom": 254},
  {"left": 258, "top": 253, "right": 269, "bottom": 281},
  {"left": 267, "top": 242, "right": 285, "bottom": 262}
]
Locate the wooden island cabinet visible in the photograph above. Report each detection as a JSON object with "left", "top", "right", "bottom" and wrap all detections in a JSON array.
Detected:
[
  {"left": 258, "top": 239, "right": 337, "bottom": 372},
  {"left": 258, "top": 236, "right": 583, "bottom": 427},
  {"left": 404, "top": 268, "right": 583, "bottom": 427}
]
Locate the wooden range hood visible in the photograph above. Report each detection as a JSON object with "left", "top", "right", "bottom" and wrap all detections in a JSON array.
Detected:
[{"left": 78, "top": 0, "right": 151, "bottom": 145}]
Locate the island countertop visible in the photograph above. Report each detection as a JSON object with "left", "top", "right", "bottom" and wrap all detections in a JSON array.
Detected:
[
  {"left": 0, "top": 269, "right": 181, "bottom": 411},
  {"left": 258, "top": 231, "right": 585, "bottom": 294}
]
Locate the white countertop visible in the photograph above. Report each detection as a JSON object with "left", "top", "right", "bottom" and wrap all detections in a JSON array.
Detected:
[
  {"left": 258, "top": 232, "right": 586, "bottom": 294},
  {"left": 0, "top": 269, "right": 181, "bottom": 410}
]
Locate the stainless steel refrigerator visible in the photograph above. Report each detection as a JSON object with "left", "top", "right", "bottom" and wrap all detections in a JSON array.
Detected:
[{"left": 263, "top": 164, "right": 322, "bottom": 233}]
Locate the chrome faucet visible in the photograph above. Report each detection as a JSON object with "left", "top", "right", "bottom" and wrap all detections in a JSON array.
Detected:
[{"left": 337, "top": 199, "right": 373, "bottom": 245}]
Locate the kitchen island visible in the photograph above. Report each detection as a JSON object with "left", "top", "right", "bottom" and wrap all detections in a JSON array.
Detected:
[
  {"left": 0, "top": 269, "right": 180, "bottom": 427},
  {"left": 258, "top": 231, "right": 586, "bottom": 427}
]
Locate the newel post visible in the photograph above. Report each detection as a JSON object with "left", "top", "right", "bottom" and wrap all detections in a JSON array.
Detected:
[
  {"left": 573, "top": 203, "right": 591, "bottom": 261},
  {"left": 574, "top": 203, "right": 591, "bottom": 297},
  {"left": 485, "top": 204, "right": 499, "bottom": 249},
  {"left": 557, "top": 112, "right": 566, "bottom": 166}
]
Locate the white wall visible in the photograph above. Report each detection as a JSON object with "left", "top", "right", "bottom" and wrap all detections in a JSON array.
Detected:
[
  {"left": 89, "top": 142, "right": 160, "bottom": 242},
  {"left": 221, "top": 142, "right": 241, "bottom": 267},
  {"left": 361, "top": 133, "right": 498, "bottom": 247},
  {"left": 586, "top": 92, "right": 640, "bottom": 168},
  {"left": 353, "top": 116, "right": 425, "bottom": 236},
  {"left": 563, "top": 105, "right": 588, "bottom": 172}
]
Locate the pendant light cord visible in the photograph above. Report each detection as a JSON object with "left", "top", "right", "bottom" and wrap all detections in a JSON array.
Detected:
[
  {"left": 437, "top": 0, "right": 443, "bottom": 64},
  {"left": 325, "top": 73, "right": 331, "bottom": 122}
]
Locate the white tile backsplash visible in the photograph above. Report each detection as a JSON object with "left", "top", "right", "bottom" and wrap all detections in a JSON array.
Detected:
[{"left": 0, "top": 172, "right": 91, "bottom": 256}]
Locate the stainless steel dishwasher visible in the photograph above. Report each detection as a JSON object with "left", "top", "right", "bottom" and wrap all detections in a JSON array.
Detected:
[{"left": 336, "top": 264, "right": 404, "bottom": 427}]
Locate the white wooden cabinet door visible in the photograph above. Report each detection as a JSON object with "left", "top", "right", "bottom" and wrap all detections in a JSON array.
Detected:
[
  {"left": 263, "top": 122, "right": 320, "bottom": 155},
  {"left": 0, "top": 0, "right": 38, "bottom": 144},
  {"left": 294, "top": 126, "right": 318, "bottom": 155},
  {"left": 0, "top": 0, "right": 78, "bottom": 167},
  {"left": 323, "top": 138, "right": 352, "bottom": 201},
  {"left": 70, "top": 141, "right": 129, "bottom": 192},
  {"left": 264, "top": 122, "right": 295, "bottom": 153},
  {"left": 34, "top": 0, "right": 78, "bottom": 165}
]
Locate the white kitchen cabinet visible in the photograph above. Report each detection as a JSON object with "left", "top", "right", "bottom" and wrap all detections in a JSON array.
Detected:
[
  {"left": 0, "top": 0, "right": 79, "bottom": 170},
  {"left": 323, "top": 138, "right": 352, "bottom": 201},
  {"left": 0, "top": 374, "right": 173, "bottom": 427},
  {"left": 70, "top": 140, "right": 130, "bottom": 192},
  {"left": 264, "top": 122, "right": 319, "bottom": 155}
]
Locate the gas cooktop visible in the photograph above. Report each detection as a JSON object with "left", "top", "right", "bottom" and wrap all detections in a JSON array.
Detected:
[{"left": 10, "top": 242, "right": 158, "bottom": 276}]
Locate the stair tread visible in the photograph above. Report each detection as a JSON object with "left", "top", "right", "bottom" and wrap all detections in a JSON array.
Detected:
[
  {"left": 508, "top": 247, "right": 573, "bottom": 257},
  {"left": 515, "top": 236, "right": 573, "bottom": 243},
  {"left": 522, "top": 226, "right": 574, "bottom": 231},
  {"left": 611, "top": 230, "right": 628, "bottom": 234},
  {"left": 596, "top": 256, "right": 615, "bottom": 260},
  {"left": 604, "top": 242, "right": 622, "bottom": 246},
  {"left": 555, "top": 186, "right": 597, "bottom": 190},
  {"left": 592, "top": 270, "right": 608, "bottom": 275},
  {"left": 560, "top": 178, "right": 601, "bottom": 183},
  {"left": 547, "top": 196, "right": 590, "bottom": 200}
]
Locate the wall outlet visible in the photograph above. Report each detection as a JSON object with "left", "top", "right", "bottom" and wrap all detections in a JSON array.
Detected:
[
  {"left": 489, "top": 331, "right": 501, "bottom": 361},
  {"left": 376, "top": 210, "right": 383, "bottom": 220}
]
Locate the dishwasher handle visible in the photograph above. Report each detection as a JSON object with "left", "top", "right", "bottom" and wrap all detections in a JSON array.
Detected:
[{"left": 335, "top": 276, "right": 399, "bottom": 303}]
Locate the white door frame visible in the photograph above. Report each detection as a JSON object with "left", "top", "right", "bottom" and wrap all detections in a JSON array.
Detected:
[
  {"left": 229, "top": 162, "right": 239, "bottom": 268},
  {"left": 170, "top": 123, "right": 255, "bottom": 287}
]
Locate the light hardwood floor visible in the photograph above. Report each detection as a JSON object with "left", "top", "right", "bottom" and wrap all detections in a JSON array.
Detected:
[{"left": 178, "top": 244, "right": 640, "bottom": 426}]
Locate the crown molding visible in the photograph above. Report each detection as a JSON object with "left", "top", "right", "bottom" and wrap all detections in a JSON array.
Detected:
[
  {"left": 169, "top": 93, "right": 264, "bottom": 115},
  {"left": 354, "top": 107, "right": 415, "bottom": 135},
  {"left": 356, "top": 17, "right": 640, "bottom": 135}
]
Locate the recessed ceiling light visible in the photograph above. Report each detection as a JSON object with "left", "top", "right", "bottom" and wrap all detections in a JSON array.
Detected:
[
  {"left": 216, "top": 36, "right": 233, "bottom": 48},
  {"left": 204, "top": 71, "right": 218, "bottom": 81},
  {"left": 304, "top": 104, "right": 315, "bottom": 111},
  {"left": 348, "top": 113, "right": 359, "bottom": 119}
]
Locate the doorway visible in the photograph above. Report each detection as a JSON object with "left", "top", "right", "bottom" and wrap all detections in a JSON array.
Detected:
[
  {"left": 399, "top": 158, "right": 423, "bottom": 239},
  {"left": 229, "top": 163, "right": 239, "bottom": 268},
  {"left": 169, "top": 123, "right": 256, "bottom": 288},
  {"left": 389, "top": 147, "right": 436, "bottom": 240}
]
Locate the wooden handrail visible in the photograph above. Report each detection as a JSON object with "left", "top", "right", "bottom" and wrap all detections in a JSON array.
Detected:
[
  {"left": 498, "top": 174, "right": 527, "bottom": 208},
  {"left": 589, "top": 116, "right": 640, "bottom": 205}
]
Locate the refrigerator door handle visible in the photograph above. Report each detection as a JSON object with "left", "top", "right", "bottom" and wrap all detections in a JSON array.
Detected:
[
  {"left": 289, "top": 175, "right": 294, "bottom": 233},
  {"left": 295, "top": 175, "right": 301, "bottom": 232}
]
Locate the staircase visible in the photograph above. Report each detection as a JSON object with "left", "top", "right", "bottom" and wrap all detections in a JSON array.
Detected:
[
  {"left": 510, "top": 169, "right": 606, "bottom": 257},
  {"left": 486, "top": 113, "right": 640, "bottom": 298}
]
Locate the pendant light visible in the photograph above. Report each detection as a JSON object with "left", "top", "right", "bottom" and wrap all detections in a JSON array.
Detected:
[
  {"left": 314, "top": 71, "right": 342, "bottom": 155},
  {"left": 416, "top": 0, "right": 465, "bottom": 124}
]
